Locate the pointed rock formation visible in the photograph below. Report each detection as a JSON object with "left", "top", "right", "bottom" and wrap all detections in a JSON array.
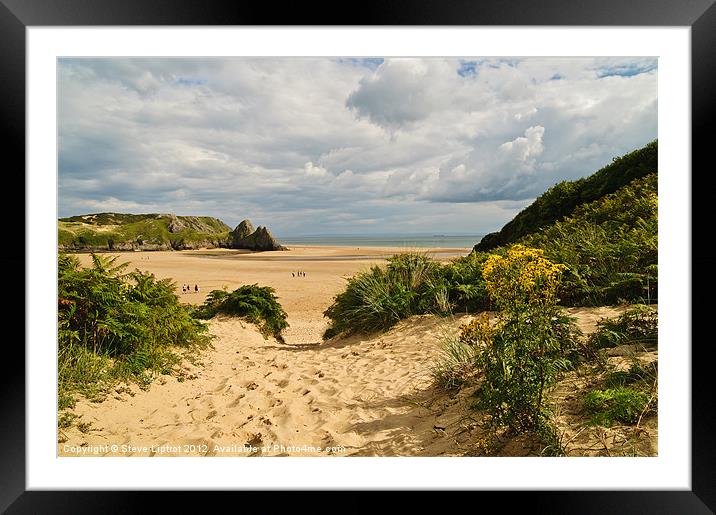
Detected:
[
  {"left": 230, "top": 219, "right": 286, "bottom": 251},
  {"left": 231, "top": 219, "right": 255, "bottom": 245}
]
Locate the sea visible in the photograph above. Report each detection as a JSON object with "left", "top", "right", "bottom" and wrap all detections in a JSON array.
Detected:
[{"left": 278, "top": 234, "right": 484, "bottom": 249}]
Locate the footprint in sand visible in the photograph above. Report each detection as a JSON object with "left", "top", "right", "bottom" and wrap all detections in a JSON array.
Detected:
[
  {"left": 213, "top": 378, "right": 228, "bottom": 393},
  {"left": 246, "top": 432, "right": 262, "bottom": 446},
  {"left": 228, "top": 394, "right": 245, "bottom": 408}
]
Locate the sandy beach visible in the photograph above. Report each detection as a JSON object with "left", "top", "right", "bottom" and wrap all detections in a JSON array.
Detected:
[
  {"left": 59, "top": 246, "right": 656, "bottom": 457},
  {"left": 60, "top": 246, "right": 477, "bottom": 456},
  {"left": 71, "top": 246, "right": 471, "bottom": 344}
]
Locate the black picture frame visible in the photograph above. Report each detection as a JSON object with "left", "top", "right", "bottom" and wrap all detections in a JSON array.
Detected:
[{"left": 5, "top": 0, "right": 714, "bottom": 511}]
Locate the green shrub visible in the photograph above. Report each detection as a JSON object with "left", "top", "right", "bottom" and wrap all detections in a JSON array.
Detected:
[
  {"left": 195, "top": 284, "right": 289, "bottom": 342},
  {"left": 431, "top": 311, "right": 581, "bottom": 394},
  {"left": 58, "top": 253, "right": 209, "bottom": 406},
  {"left": 442, "top": 251, "right": 491, "bottom": 313},
  {"left": 323, "top": 266, "right": 414, "bottom": 338},
  {"left": 386, "top": 252, "right": 441, "bottom": 290},
  {"left": 552, "top": 311, "right": 586, "bottom": 367},
  {"left": 588, "top": 305, "right": 658, "bottom": 349},
  {"left": 323, "top": 252, "right": 449, "bottom": 338},
  {"left": 583, "top": 387, "right": 651, "bottom": 426},
  {"left": 470, "top": 246, "right": 573, "bottom": 432}
]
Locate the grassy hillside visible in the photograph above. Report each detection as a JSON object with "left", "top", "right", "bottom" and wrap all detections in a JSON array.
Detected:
[
  {"left": 522, "top": 173, "right": 657, "bottom": 305},
  {"left": 58, "top": 213, "right": 232, "bottom": 250},
  {"left": 474, "top": 140, "right": 657, "bottom": 252}
]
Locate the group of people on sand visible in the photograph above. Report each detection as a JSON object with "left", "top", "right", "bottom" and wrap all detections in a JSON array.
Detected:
[
  {"left": 181, "top": 284, "right": 200, "bottom": 294},
  {"left": 292, "top": 271, "right": 307, "bottom": 278}
]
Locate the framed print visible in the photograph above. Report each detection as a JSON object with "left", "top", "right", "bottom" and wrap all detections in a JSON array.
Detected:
[{"left": 6, "top": 0, "right": 715, "bottom": 511}]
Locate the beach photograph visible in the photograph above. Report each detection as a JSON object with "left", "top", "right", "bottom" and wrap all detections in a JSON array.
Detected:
[{"left": 57, "top": 56, "right": 658, "bottom": 457}]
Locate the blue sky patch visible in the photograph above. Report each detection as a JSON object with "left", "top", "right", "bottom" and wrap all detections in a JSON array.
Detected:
[
  {"left": 597, "top": 61, "right": 657, "bottom": 78},
  {"left": 458, "top": 60, "right": 478, "bottom": 77},
  {"left": 338, "top": 58, "right": 384, "bottom": 70}
]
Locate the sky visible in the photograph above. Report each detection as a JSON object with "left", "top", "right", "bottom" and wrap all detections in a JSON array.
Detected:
[{"left": 58, "top": 57, "right": 657, "bottom": 236}]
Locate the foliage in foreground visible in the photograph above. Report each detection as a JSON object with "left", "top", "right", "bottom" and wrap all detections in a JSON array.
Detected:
[
  {"left": 58, "top": 253, "right": 209, "bottom": 404},
  {"left": 583, "top": 387, "right": 652, "bottom": 426},
  {"left": 430, "top": 331, "right": 482, "bottom": 390},
  {"left": 468, "top": 246, "right": 575, "bottom": 432},
  {"left": 587, "top": 304, "right": 658, "bottom": 349},
  {"left": 604, "top": 360, "right": 658, "bottom": 389},
  {"left": 581, "top": 310, "right": 658, "bottom": 428},
  {"left": 194, "top": 284, "right": 289, "bottom": 342},
  {"left": 323, "top": 252, "right": 450, "bottom": 338}
]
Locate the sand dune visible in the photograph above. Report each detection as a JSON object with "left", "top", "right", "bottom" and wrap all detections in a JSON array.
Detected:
[
  {"left": 59, "top": 248, "right": 656, "bottom": 457},
  {"left": 59, "top": 314, "right": 484, "bottom": 456},
  {"left": 61, "top": 246, "right": 476, "bottom": 456}
]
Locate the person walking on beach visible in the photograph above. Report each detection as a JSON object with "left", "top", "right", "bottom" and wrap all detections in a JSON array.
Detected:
[{"left": 195, "top": 284, "right": 199, "bottom": 292}]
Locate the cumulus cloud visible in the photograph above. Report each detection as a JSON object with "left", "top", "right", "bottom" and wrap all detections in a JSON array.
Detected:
[
  {"left": 346, "top": 59, "right": 454, "bottom": 129},
  {"left": 303, "top": 161, "right": 329, "bottom": 180},
  {"left": 499, "top": 126, "right": 545, "bottom": 162},
  {"left": 58, "top": 57, "right": 657, "bottom": 235}
]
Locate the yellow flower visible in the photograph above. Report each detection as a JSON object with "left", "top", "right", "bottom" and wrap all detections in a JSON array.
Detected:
[
  {"left": 459, "top": 313, "right": 496, "bottom": 346},
  {"left": 482, "top": 244, "right": 565, "bottom": 309}
]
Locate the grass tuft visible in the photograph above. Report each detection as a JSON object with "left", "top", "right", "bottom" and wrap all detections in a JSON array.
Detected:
[
  {"left": 588, "top": 305, "right": 658, "bottom": 349},
  {"left": 430, "top": 334, "right": 481, "bottom": 389},
  {"left": 583, "top": 387, "right": 651, "bottom": 426}
]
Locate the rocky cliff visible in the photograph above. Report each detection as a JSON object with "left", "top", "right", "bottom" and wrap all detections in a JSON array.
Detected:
[
  {"left": 58, "top": 213, "right": 286, "bottom": 252},
  {"left": 230, "top": 220, "right": 286, "bottom": 251}
]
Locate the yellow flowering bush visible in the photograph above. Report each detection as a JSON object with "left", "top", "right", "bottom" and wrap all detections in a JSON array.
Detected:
[
  {"left": 472, "top": 245, "right": 573, "bottom": 435},
  {"left": 482, "top": 244, "right": 566, "bottom": 310}
]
